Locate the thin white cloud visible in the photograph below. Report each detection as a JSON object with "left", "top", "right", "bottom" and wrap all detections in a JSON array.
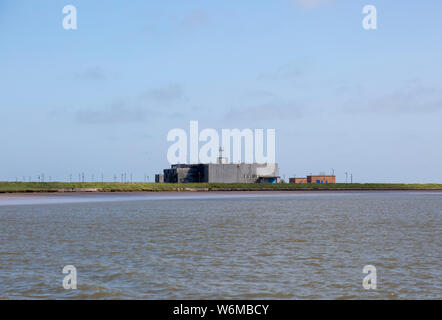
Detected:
[
  {"left": 141, "top": 84, "right": 186, "bottom": 104},
  {"left": 258, "top": 63, "right": 306, "bottom": 81},
  {"left": 181, "top": 10, "right": 208, "bottom": 28},
  {"left": 341, "top": 83, "right": 442, "bottom": 114},
  {"left": 76, "top": 101, "right": 152, "bottom": 124},
  {"left": 293, "top": 0, "right": 334, "bottom": 9},
  {"left": 74, "top": 66, "right": 106, "bottom": 80},
  {"left": 225, "top": 100, "right": 303, "bottom": 122}
]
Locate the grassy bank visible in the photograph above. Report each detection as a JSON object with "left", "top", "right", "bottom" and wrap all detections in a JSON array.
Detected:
[{"left": 0, "top": 182, "right": 442, "bottom": 193}]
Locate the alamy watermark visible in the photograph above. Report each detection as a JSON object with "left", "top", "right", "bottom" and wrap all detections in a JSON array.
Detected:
[
  {"left": 62, "top": 4, "right": 377, "bottom": 31},
  {"left": 62, "top": 265, "right": 77, "bottom": 289},
  {"left": 62, "top": 5, "right": 77, "bottom": 30},
  {"left": 362, "top": 5, "right": 377, "bottom": 30},
  {"left": 60, "top": 263, "right": 378, "bottom": 291},
  {"left": 362, "top": 265, "right": 377, "bottom": 290},
  {"left": 167, "top": 121, "right": 276, "bottom": 165}
]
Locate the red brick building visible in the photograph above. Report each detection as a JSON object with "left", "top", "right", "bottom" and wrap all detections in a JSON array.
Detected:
[
  {"left": 290, "top": 175, "right": 336, "bottom": 184},
  {"left": 289, "top": 178, "right": 307, "bottom": 184},
  {"left": 307, "top": 175, "right": 336, "bottom": 184}
]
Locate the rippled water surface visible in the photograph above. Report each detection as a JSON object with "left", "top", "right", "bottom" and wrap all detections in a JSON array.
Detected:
[{"left": 0, "top": 192, "right": 440, "bottom": 299}]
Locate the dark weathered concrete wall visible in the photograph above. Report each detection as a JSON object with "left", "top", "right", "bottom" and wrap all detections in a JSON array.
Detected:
[
  {"left": 207, "top": 163, "right": 278, "bottom": 183},
  {"left": 163, "top": 163, "right": 278, "bottom": 183}
]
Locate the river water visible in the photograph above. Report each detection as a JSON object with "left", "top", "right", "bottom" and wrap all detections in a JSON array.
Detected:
[{"left": 0, "top": 192, "right": 440, "bottom": 299}]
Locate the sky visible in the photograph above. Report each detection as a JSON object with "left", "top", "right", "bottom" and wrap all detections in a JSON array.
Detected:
[{"left": 0, "top": 0, "right": 441, "bottom": 183}]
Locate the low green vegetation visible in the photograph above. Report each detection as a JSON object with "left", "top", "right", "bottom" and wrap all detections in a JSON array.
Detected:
[{"left": 0, "top": 182, "right": 441, "bottom": 193}]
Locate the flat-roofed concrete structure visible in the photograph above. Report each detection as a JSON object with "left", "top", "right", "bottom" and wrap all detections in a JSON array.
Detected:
[{"left": 160, "top": 163, "right": 279, "bottom": 184}]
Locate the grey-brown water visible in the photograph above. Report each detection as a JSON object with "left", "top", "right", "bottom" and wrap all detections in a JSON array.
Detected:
[{"left": 0, "top": 192, "right": 440, "bottom": 299}]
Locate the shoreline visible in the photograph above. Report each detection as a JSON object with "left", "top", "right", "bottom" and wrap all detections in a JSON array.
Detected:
[
  {"left": 1, "top": 190, "right": 441, "bottom": 207},
  {"left": 1, "top": 182, "right": 442, "bottom": 194},
  {"left": 1, "top": 189, "right": 442, "bottom": 197},
  {"left": 4, "top": 189, "right": 442, "bottom": 194}
]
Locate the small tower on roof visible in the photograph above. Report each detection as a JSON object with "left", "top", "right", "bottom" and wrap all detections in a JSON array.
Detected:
[{"left": 217, "top": 147, "right": 228, "bottom": 164}]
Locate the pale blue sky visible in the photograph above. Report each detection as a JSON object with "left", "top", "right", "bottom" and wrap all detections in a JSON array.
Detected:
[{"left": 1, "top": 0, "right": 441, "bottom": 182}]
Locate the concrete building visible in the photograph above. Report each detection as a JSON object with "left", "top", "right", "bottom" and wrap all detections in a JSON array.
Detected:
[
  {"left": 159, "top": 163, "right": 279, "bottom": 184},
  {"left": 290, "top": 175, "right": 336, "bottom": 184}
]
